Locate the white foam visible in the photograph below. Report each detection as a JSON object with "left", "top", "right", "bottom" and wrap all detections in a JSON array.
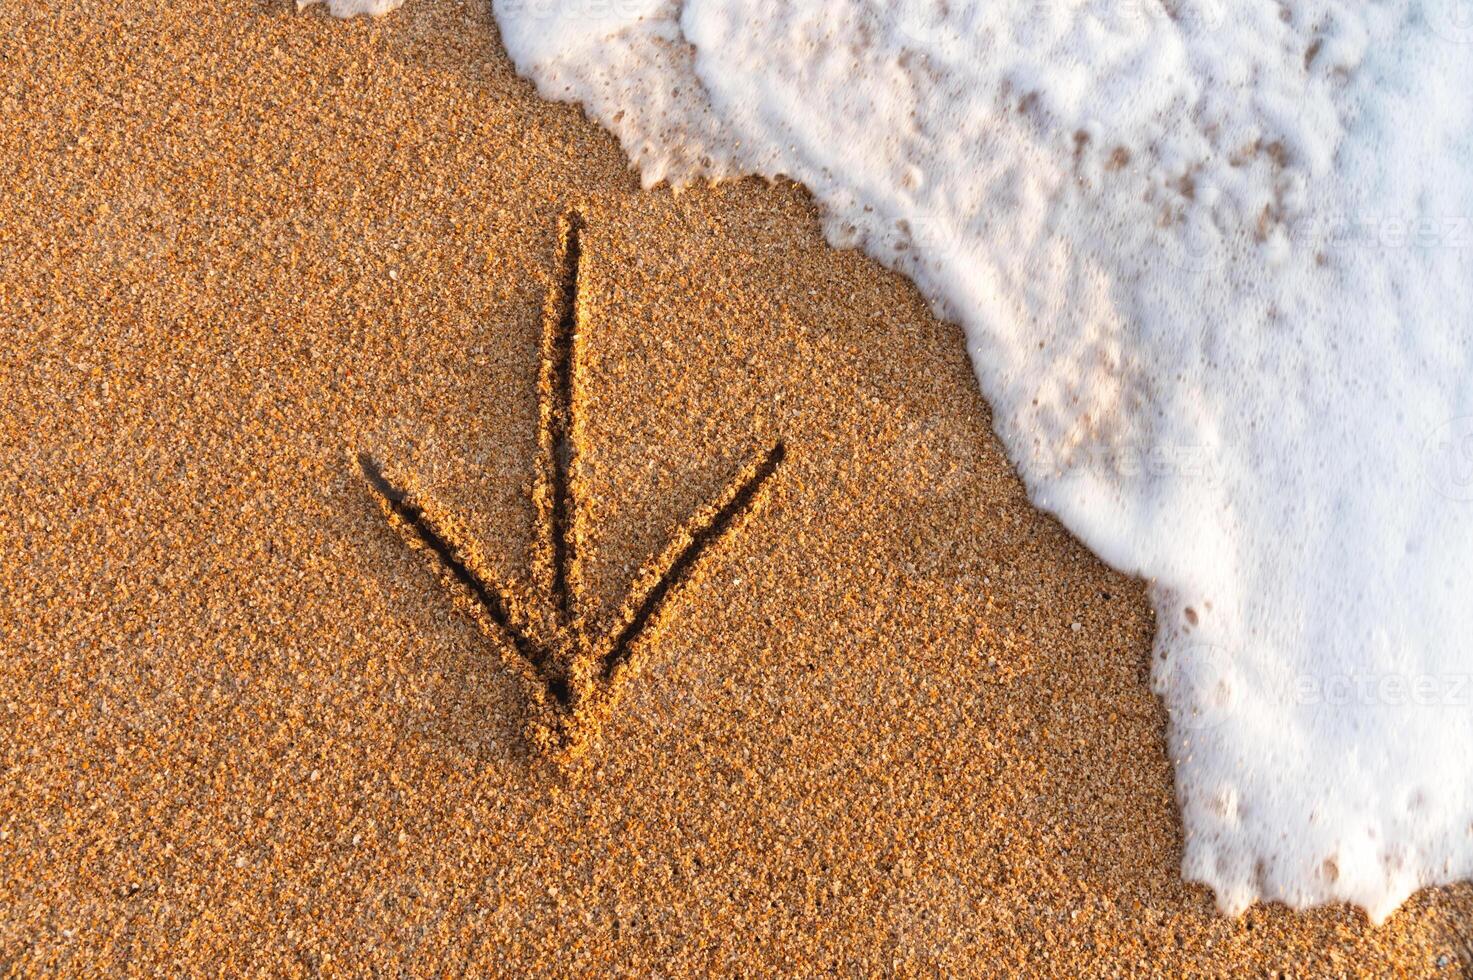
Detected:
[{"left": 337, "top": 0, "right": 1473, "bottom": 920}]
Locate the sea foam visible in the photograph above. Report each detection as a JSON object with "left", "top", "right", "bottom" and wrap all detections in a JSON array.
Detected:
[{"left": 352, "top": 0, "right": 1473, "bottom": 919}]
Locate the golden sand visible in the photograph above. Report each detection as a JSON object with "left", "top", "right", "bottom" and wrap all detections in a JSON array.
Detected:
[{"left": 2, "top": 0, "right": 1471, "bottom": 972}]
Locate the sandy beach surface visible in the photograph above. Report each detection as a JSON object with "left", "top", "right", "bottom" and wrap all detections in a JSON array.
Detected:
[{"left": 2, "top": 0, "right": 1471, "bottom": 972}]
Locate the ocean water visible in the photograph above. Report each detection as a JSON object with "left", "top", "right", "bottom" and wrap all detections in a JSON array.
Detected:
[{"left": 335, "top": 0, "right": 1473, "bottom": 920}]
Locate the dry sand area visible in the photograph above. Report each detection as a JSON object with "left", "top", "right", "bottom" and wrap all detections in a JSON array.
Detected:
[{"left": 4, "top": 0, "right": 1473, "bottom": 973}]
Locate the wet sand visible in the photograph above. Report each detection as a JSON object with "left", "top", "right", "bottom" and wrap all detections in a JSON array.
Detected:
[{"left": 1, "top": 0, "right": 1470, "bottom": 972}]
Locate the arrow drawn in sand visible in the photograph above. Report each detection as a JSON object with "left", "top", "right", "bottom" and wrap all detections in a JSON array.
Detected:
[{"left": 359, "top": 212, "right": 785, "bottom": 757}]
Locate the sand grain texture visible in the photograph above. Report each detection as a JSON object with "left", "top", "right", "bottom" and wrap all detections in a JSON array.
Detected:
[{"left": 2, "top": 0, "right": 1472, "bottom": 973}]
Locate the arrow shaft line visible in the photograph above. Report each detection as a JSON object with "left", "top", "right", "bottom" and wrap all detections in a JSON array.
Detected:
[
  {"left": 357, "top": 213, "right": 787, "bottom": 754},
  {"left": 597, "top": 441, "right": 785, "bottom": 683},
  {"left": 357, "top": 453, "right": 571, "bottom": 706},
  {"left": 535, "top": 211, "right": 584, "bottom": 636}
]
